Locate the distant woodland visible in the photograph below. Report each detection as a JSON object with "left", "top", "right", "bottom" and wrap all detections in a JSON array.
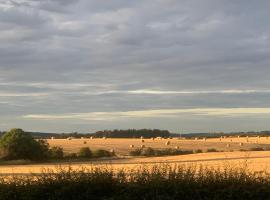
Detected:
[{"left": 1, "top": 129, "right": 270, "bottom": 139}]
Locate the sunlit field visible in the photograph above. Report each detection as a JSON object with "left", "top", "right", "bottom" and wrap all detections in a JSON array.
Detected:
[
  {"left": 47, "top": 136, "right": 270, "bottom": 155},
  {"left": 1, "top": 136, "right": 270, "bottom": 174}
]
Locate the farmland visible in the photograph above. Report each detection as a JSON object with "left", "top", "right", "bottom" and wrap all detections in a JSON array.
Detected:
[
  {"left": 1, "top": 135, "right": 270, "bottom": 199},
  {"left": 47, "top": 136, "right": 270, "bottom": 155},
  {"left": 0, "top": 136, "right": 270, "bottom": 174}
]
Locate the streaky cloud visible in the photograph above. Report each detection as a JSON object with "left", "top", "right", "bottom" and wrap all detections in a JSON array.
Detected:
[{"left": 22, "top": 108, "right": 270, "bottom": 121}]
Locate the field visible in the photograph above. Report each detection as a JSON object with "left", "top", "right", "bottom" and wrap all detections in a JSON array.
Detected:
[
  {"left": 1, "top": 136, "right": 270, "bottom": 199},
  {"left": 0, "top": 136, "right": 270, "bottom": 174},
  {"left": 47, "top": 136, "right": 270, "bottom": 155}
]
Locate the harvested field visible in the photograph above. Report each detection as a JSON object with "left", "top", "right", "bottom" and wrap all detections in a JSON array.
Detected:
[
  {"left": 1, "top": 151, "right": 270, "bottom": 174},
  {"left": 46, "top": 137, "right": 270, "bottom": 155},
  {"left": 1, "top": 136, "right": 270, "bottom": 175}
]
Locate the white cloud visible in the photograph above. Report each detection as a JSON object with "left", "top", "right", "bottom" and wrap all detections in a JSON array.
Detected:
[
  {"left": 22, "top": 108, "right": 270, "bottom": 121},
  {"left": 0, "top": 92, "right": 49, "bottom": 97},
  {"left": 85, "top": 89, "right": 270, "bottom": 95}
]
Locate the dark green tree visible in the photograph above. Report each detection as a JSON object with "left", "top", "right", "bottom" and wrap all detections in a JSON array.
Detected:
[{"left": 0, "top": 128, "right": 49, "bottom": 160}]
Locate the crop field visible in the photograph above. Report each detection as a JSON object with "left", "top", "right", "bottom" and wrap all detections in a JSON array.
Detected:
[
  {"left": 0, "top": 136, "right": 270, "bottom": 174},
  {"left": 47, "top": 136, "right": 270, "bottom": 155}
]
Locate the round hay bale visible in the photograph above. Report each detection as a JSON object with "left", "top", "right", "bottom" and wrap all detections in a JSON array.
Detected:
[
  {"left": 239, "top": 142, "right": 243, "bottom": 146},
  {"left": 51, "top": 137, "right": 54, "bottom": 140},
  {"left": 83, "top": 141, "right": 87, "bottom": 144},
  {"left": 203, "top": 138, "right": 206, "bottom": 141},
  {"left": 175, "top": 146, "right": 179, "bottom": 149},
  {"left": 129, "top": 144, "right": 134, "bottom": 148},
  {"left": 226, "top": 144, "right": 230, "bottom": 148},
  {"left": 165, "top": 141, "right": 170, "bottom": 145},
  {"left": 141, "top": 139, "right": 145, "bottom": 143},
  {"left": 140, "top": 144, "right": 145, "bottom": 148},
  {"left": 103, "top": 137, "right": 107, "bottom": 140},
  {"left": 140, "top": 136, "right": 143, "bottom": 139},
  {"left": 90, "top": 136, "right": 93, "bottom": 139}
]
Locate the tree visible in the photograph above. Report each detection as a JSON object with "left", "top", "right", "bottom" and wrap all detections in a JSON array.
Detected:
[{"left": 0, "top": 128, "right": 49, "bottom": 160}]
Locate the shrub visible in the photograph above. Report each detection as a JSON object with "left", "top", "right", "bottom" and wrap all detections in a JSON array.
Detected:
[
  {"left": 129, "top": 148, "right": 142, "bottom": 156},
  {"left": 49, "top": 146, "right": 64, "bottom": 159},
  {"left": 249, "top": 147, "right": 264, "bottom": 151},
  {"left": 78, "top": 147, "right": 92, "bottom": 158},
  {"left": 130, "top": 148, "right": 193, "bottom": 157},
  {"left": 141, "top": 147, "right": 155, "bottom": 156},
  {"left": 93, "top": 149, "right": 114, "bottom": 158},
  {"left": 64, "top": 153, "right": 77, "bottom": 159},
  {"left": 206, "top": 148, "right": 218, "bottom": 152},
  {"left": 194, "top": 149, "right": 203, "bottom": 153},
  {"left": 0, "top": 128, "right": 49, "bottom": 160}
]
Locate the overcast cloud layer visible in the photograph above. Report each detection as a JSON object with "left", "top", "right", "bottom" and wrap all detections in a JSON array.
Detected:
[{"left": 1, "top": 0, "right": 270, "bottom": 133}]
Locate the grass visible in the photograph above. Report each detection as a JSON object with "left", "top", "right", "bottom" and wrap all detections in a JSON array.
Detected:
[{"left": 0, "top": 164, "right": 270, "bottom": 199}]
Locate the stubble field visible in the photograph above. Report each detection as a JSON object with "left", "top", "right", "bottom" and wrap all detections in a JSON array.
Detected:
[{"left": 1, "top": 136, "right": 270, "bottom": 174}]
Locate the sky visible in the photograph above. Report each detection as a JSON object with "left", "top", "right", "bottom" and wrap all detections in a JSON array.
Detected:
[{"left": 1, "top": 0, "right": 270, "bottom": 133}]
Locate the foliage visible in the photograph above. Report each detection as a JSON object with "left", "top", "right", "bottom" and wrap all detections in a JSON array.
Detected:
[
  {"left": 49, "top": 146, "right": 64, "bottom": 159},
  {"left": 0, "top": 165, "right": 269, "bottom": 199},
  {"left": 64, "top": 153, "right": 77, "bottom": 159},
  {"left": 78, "top": 147, "right": 92, "bottom": 158},
  {"left": 0, "top": 128, "right": 49, "bottom": 160},
  {"left": 249, "top": 147, "right": 265, "bottom": 151},
  {"left": 206, "top": 148, "right": 218, "bottom": 152},
  {"left": 130, "top": 148, "right": 194, "bottom": 157},
  {"left": 94, "top": 129, "right": 170, "bottom": 138},
  {"left": 93, "top": 149, "right": 114, "bottom": 158},
  {"left": 193, "top": 149, "right": 203, "bottom": 153}
]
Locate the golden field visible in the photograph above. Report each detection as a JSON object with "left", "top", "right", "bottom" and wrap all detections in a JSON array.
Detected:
[
  {"left": 0, "top": 151, "right": 269, "bottom": 174},
  {"left": 1, "top": 136, "right": 270, "bottom": 174},
  {"left": 47, "top": 136, "right": 270, "bottom": 155}
]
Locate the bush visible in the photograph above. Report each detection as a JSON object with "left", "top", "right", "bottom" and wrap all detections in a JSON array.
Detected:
[
  {"left": 78, "top": 147, "right": 92, "bottom": 158},
  {"left": 93, "top": 149, "right": 114, "bottom": 158},
  {"left": 249, "top": 147, "right": 264, "bottom": 151},
  {"left": 0, "top": 128, "right": 49, "bottom": 160},
  {"left": 64, "top": 153, "right": 77, "bottom": 159},
  {"left": 129, "top": 148, "right": 142, "bottom": 156},
  {"left": 141, "top": 147, "right": 155, "bottom": 156},
  {"left": 194, "top": 149, "right": 203, "bottom": 153},
  {"left": 206, "top": 148, "right": 218, "bottom": 152},
  {"left": 130, "top": 148, "right": 194, "bottom": 157},
  {"left": 49, "top": 146, "right": 64, "bottom": 159}
]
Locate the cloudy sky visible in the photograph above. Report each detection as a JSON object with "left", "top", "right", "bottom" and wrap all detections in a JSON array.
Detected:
[{"left": 1, "top": 0, "right": 270, "bottom": 133}]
